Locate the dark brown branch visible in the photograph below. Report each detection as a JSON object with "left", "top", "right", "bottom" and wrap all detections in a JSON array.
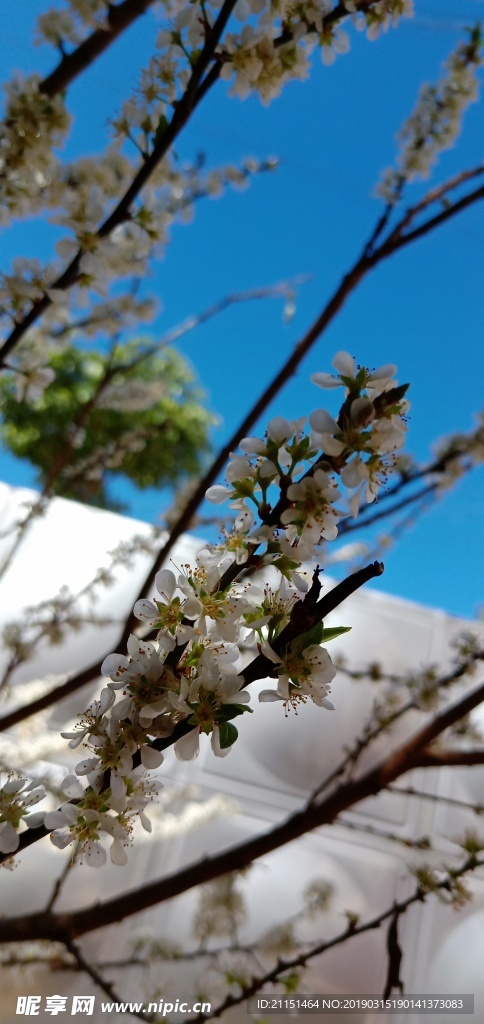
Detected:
[
  {"left": 383, "top": 907, "right": 405, "bottom": 999},
  {"left": 0, "top": 657, "right": 104, "bottom": 734},
  {"left": 375, "top": 183, "right": 484, "bottom": 260},
  {"left": 338, "top": 430, "right": 481, "bottom": 534},
  {"left": 337, "top": 817, "right": 431, "bottom": 851},
  {"left": 414, "top": 747, "right": 484, "bottom": 768},
  {"left": 240, "top": 561, "right": 384, "bottom": 687},
  {"left": 105, "top": 255, "right": 374, "bottom": 646},
  {"left": 109, "top": 177, "right": 484, "bottom": 642},
  {"left": 390, "top": 163, "right": 484, "bottom": 239},
  {"left": 0, "top": 769, "right": 418, "bottom": 939},
  {"left": 0, "top": 429, "right": 471, "bottom": 734},
  {"left": 40, "top": 0, "right": 157, "bottom": 98},
  {"left": 46, "top": 847, "right": 78, "bottom": 913},
  {"left": 380, "top": 677, "right": 484, "bottom": 781}
]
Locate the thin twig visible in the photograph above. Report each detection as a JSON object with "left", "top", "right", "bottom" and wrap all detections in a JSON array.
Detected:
[
  {"left": 386, "top": 784, "right": 484, "bottom": 814},
  {"left": 45, "top": 846, "right": 78, "bottom": 913},
  {"left": 338, "top": 483, "right": 438, "bottom": 536},
  {"left": 337, "top": 817, "right": 431, "bottom": 851},
  {"left": 64, "top": 938, "right": 154, "bottom": 1023}
]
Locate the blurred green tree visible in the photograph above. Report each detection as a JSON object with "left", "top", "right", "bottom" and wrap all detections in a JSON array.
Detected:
[{"left": 0, "top": 340, "right": 215, "bottom": 511}]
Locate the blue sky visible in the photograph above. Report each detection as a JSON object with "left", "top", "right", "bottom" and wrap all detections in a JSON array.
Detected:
[{"left": 1, "top": 1, "right": 484, "bottom": 619}]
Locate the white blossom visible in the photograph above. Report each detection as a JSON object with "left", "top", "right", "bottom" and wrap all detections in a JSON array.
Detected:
[
  {"left": 259, "top": 642, "right": 336, "bottom": 709},
  {"left": 0, "top": 776, "right": 46, "bottom": 855}
]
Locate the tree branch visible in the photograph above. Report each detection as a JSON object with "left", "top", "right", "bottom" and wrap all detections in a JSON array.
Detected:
[
  {"left": 387, "top": 784, "right": 484, "bottom": 813},
  {"left": 380, "top": 676, "right": 484, "bottom": 781},
  {"left": 383, "top": 906, "right": 405, "bottom": 999},
  {"left": 0, "top": 656, "right": 104, "bottom": 734},
  {"left": 337, "top": 483, "right": 438, "bottom": 537},
  {"left": 413, "top": 747, "right": 484, "bottom": 768},
  {"left": 374, "top": 182, "right": 484, "bottom": 260},
  {"left": 39, "top": 0, "right": 157, "bottom": 98}
]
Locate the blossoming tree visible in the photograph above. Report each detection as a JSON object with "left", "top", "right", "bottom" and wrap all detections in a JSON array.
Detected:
[{"left": 0, "top": 1, "right": 484, "bottom": 1018}]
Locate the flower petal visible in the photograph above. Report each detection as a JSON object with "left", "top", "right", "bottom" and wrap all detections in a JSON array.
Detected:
[
  {"left": 310, "top": 372, "right": 340, "bottom": 389},
  {"left": 309, "top": 409, "right": 340, "bottom": 434},
  {"left": 133, "top": 599, "right": 158, "bottom": 623},
  {"left": 0, "top": 821, "right": 19, "bottom": 853},
  {"left": 85, "top": 841, "right": 107, "bottom": 868},
  {"left": 174, "top": 728, "right": 200, "bottom": 761},
  {"left": 140, "top": 745, "right": 164, "bottom": 769},
  {"left": 258, "top": 689, "right": 282, "bottom": 702},
  {"left": 154, "top": 569, "right": 177, "bottom": 601},
  {"left": 110, "top": 838, "right": 128, "bottom": 866},
  {"left": 332, "top": 350, "right": 356, "bottom": 377}
]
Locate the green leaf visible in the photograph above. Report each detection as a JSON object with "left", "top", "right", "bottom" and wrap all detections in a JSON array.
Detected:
[
  {"left": 217, "top": 721, "right": 239, "bottom": 749},
  {"left": 230, "top": 703, "right": 253, "bottom": 716},
  {"left": 290, "top": 621, "right": 325, "bottom": 655},
  {"left": 319, "top": 626, "right": 352, "bottom": 643},
  {"left": 217, "top": 703, "right": 252, "bottom": 722},
  {"left": 291, "top": 623, "right": 351, "bottom": 655}
]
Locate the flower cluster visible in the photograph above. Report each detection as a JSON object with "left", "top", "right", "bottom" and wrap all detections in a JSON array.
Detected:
[
  {"left": 0, "top": 775, "right": 46, "bottom": 856},
  {"left": 209, "top": 350, "right": 409, "bottom": 538},
  {"left": 108, "top": 0, "right": 414, "bottom": 116},
  {"left": 377, "top": 27, "right": 482, "bottom": 201},
  {"left": 35, "top": 0, "right": 109, "bottom": 49},
  {"left": 259, "top": 638, "right": 337, "bottom": 711},
  {"left": 16, "top": 352, "right": 407, "bottom": 868},
  {"left": 215, "top": 0, "right": 413, "bottom": 103},
  {"left": 43, "top": 770, "right": 161, "bottom": 867},
  {"left": 0, "top": 0, "right": 413, "bottom": 226},
  {"left": 0, "top": 75, "right": 71, "bottom": 226}
]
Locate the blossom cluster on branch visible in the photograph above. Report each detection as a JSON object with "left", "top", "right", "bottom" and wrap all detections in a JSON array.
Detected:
[
  {"left": 0, "top": 352, "right": 409, "bottom": 866},
  {"left": 377, "top": 26, "right": 482, "bottom": 202},
  {"left": 0, "top": 0, "right": 416, "bottom": 380}
]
